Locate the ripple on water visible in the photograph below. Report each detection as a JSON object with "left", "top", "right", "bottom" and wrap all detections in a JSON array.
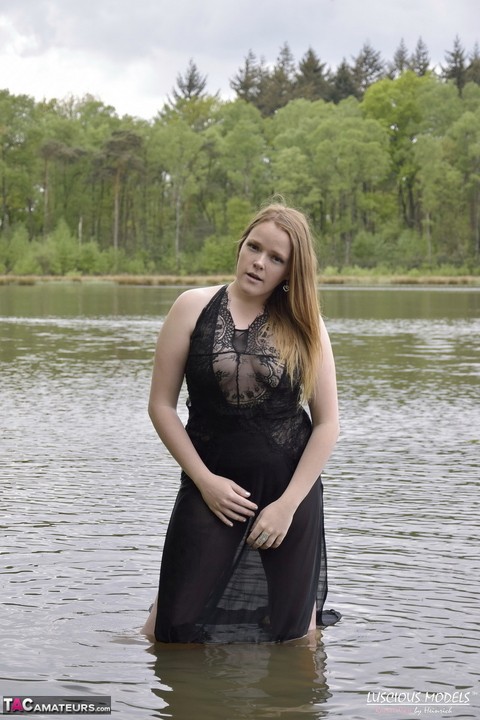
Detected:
[{"left": 1, "top": 294, "right": 480, "bottom": 719}]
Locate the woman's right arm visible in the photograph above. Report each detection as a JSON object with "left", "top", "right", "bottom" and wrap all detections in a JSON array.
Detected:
[{"left": 148, "top": 289, "right": 257, "bottom": 526}]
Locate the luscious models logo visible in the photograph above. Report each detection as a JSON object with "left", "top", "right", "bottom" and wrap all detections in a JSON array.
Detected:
[
  {"left": 367, "top": 691, "right": 471, "bottom": 704},
  {"left": 366, "top": 690, "right": 472, "bottom": 715}
]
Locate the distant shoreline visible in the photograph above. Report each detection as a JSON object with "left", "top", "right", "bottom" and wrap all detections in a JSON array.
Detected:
[{"left": 1, "top": 273, "right": 480, "bottom": 287}]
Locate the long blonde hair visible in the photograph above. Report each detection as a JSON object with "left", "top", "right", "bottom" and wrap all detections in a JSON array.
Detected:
[{"left": 237, "top": 203, "right": 321, "bottom": 402}]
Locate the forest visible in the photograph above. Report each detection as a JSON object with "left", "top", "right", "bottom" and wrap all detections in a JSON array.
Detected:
[{"left": 1, "top": 36, "right": 479, "bottom": 277}]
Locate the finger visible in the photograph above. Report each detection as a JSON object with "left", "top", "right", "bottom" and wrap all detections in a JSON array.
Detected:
[
  {"left": 227, "top": 496, "right": 257, "bottom": 515},
  {"left": 230, "top": 504, "right": 256, "bottom": 517},
  {"left": 249, "top": 530, "right": 272, "bottom": 549},
  {"left": 217, "top": 504, "right": 255, "bottom": 524},
  {"left": 231, "top": 485, "right": 258, "bottom": 509},
  {"left": 245, "top": 523, "right": 262, "bottom": 546},
  {"left": 232, "top": 497, "right": 258, "bottom": 511},
  {"left": 225, "top": 509, "right": 250, "bottom": 522},
  {"left": 231, "top": 482, "right": 252, "bottom": 498},
  {"left": 215, "top": 511, "right": 234, "bottom": 527}
]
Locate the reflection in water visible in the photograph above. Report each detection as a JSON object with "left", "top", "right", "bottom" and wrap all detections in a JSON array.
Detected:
[
  {"left": 148, "top": 638, "right": 329, "bottom": 719},
  {"left": 1, "top": 283, "right": 479, "bottom": 719}
]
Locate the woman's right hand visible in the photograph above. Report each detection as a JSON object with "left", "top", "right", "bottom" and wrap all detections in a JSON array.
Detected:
[{"left": 197, "top": 474, "right": 258, "bottom": 526}]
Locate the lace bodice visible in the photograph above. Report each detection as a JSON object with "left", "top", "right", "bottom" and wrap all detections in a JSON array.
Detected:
[
  {"left": 184, "top": 286, "right": 312, "bottom": 460},
  {"left": 212, "top": 292, "right": 285, "bottom": 407}
]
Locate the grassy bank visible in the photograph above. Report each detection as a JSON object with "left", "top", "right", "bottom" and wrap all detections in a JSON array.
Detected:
[{"left": 1, "top": 273, "right": 480, "bottom": 287}]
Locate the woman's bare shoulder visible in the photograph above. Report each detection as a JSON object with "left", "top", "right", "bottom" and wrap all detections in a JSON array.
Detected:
[
  {"left": 179, "top": 284, "right": 224, "bottom": 301},
  {"left": 173, "top": 284, "right": 224, "bottom": 310},
  {"left": 166, "top": 284, "right": 225, "bottom": 331}
]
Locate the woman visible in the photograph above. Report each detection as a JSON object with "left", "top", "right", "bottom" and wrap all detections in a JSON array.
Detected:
[{"left": 142, "top": 202, "right": 340, "bottom": 643}]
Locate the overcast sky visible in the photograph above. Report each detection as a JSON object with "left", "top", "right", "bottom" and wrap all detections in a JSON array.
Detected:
[{"left": 0, "top": 0, "right": 478, "bottom": 119}]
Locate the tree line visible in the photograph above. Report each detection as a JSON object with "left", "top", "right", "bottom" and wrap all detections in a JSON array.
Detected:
[
  {"left": 230, "top": 36, "right": 480, "bottom": 112},
  {"left": 0, "top": 36, "right": 479, "bottom": 276}
]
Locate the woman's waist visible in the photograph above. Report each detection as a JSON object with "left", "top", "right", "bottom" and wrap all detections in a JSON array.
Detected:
[
  {"left": 185, "top": 411, "right": 311, "bottom": 462},
  {"left": 185, "top": 398, "right": 306, "bottom": 424}
]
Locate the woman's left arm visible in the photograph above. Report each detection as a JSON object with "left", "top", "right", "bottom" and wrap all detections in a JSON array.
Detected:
[{"left": 247, "top": 317, "right": 339, "bottom": 549}]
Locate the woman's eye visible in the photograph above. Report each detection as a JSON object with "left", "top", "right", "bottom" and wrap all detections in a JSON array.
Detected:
[{"left": 272, "top": 256, "right": 283, "bottom": 264}]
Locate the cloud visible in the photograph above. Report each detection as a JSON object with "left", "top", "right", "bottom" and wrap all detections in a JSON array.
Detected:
[
  {"left": 0, "top": 0, "right": 478, "bottom": 118},
  {"left": 5, "top": 0, "right": 475, "bottom": 64},
  {"left": 2, "top": 0, "right": 157, "bottom": 59}
]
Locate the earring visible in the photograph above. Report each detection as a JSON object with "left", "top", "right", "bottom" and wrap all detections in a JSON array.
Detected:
[{"left": 282, "top": 281, "right": 290, "bottom": 293}]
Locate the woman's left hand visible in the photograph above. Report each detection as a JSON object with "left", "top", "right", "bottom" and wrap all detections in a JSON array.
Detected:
[{"left": 246, "top": 499, "right": 294, "bottom": 550}]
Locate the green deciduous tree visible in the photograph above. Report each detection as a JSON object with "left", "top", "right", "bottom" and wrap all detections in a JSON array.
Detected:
[
  {"left": 270, "top": 99, "right": 333, "bottom": 215},
  {"left": 362, "top": 72, "right": 432, "bottom": 230},
  {"left": 94, "top": 130, "right": 144, "bottom": 260},
  {"left": 0, "top": 90, "right": 40, "bottom": 233},
  {"left": 414, "top": 135, "right": 464, "bottom": 264},
  {"left": 150, "top": 115, "right": 206, "bottom": 268},
  {"left": 216, "top": 100, "right": 268, "bottom": 202},
  {"left": 309, "top": 102, "right": 390, "bottom": 265},
  {"left": 447, "top": 109, "right": 480, "bottom": 258}
]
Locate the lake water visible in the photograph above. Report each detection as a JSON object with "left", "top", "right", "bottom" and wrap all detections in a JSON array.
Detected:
[{"left": 1, "top": 282, "right": 479, "bottom": 719}]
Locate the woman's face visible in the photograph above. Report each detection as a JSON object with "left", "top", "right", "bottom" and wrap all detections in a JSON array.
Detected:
[{"left": 236, "top": 220, "right": 291, "bottom": 300}]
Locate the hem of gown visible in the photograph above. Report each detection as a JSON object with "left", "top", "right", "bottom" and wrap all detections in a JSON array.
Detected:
[
  {"left": 152, "top": 609, "right": 342, "bottom": 645},
  {"left": 318, "top": 608, "right": 342, "bottom": 627}
]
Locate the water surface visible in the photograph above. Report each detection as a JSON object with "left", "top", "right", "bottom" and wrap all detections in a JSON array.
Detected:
[{"left": 1, "top": 283, "right": 479, "bottom": 719}]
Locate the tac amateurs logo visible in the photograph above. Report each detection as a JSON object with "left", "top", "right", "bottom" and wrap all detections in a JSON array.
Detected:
[{"left": 1, "top": 695, "right": 111, "bottom": 714}]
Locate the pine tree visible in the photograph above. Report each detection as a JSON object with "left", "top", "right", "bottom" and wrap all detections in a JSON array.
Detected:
[
  {"left": 295, "top": 47, "right": 331, "bottom": 101},
  {"left": 163, "top": 59, "right": 217, "bottom": 131},
  {"left": 170, "top": 59, "right": 208, "bottom": 103},
  {"left": 442, "top": 36, "right": 467, "bottom": 95},
  {"left": 330, "top": 60, "right": 358, "bottom": 103},
  {"left": 255, "top": 42, "right": 296, "bottom": 116},
  {"left": 230, "top": 50, "right": 263, "bottom": 103},
  {"left": 465, "top": 42, "right": 480, "bottom": 85},
  {"left": 352, "top": 41, "right": 386, "bottom": 97},
  {"left": 410, "top": 37, "right": 431, "bottom": 76},
  {"left": 389, "top": 39, "right": 410, "bottom": 78}
]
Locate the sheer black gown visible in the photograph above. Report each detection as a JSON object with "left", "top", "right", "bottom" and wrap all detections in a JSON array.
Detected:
[{"left": 154, "top": 285, "right": 338, "bottom": 643}]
